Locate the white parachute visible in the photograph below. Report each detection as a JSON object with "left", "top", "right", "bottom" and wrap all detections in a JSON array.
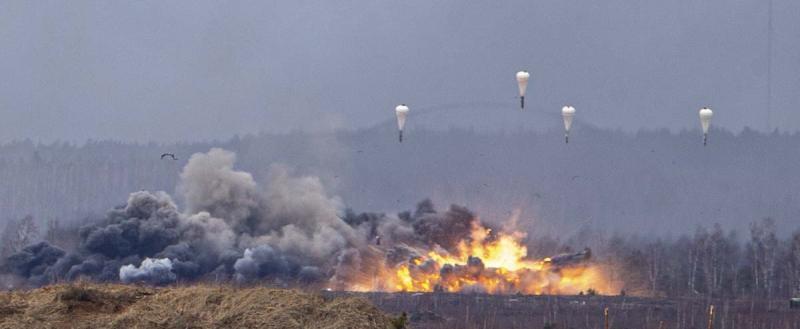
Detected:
[
  {"left": 562, "top": 106, "right": 576, "bottom": 143},
  {"left": 516, "top": 71, "right": 530, "bottom": 109},
  {"left": 699, "top": 107, "right": 713, "bottom": 146},
  {"left": 395, "top": 104, "right": 410, "bottom": 142}
]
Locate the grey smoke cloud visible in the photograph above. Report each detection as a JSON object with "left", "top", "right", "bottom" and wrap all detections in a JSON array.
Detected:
[
  {"left": 2, "top": 148, "right": 481, "bottom": 287},
  {"left": 233, "top": 246, "right": 291, "bottom": 283},
  {"left": 120, "top": 258, "right": 176, "bottom": 285},
  {"left": 179, "top": 148, "right": 263, "bottom": 234}
]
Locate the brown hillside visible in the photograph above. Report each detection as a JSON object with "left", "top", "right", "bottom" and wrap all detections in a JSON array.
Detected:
[{"left": 0, "top": 283, "right": 396, "bottom": 329}]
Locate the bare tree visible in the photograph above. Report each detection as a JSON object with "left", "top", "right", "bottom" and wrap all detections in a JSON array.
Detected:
[
  {"left": 0, "top": 218, "right": 19, "bottom": 259},
  {"left": 44, "top": 218, "right": 59, "bottom": 244},
  {"left": 13, "top": 216, "right": 37, "bottom": 251},
  {"left": 690, "top": 226, "right": 709, "bottom": 295},
  {"left": 789, "top": 230, "right": 800, "bottom": 297},
  {"left": 752, "top": 219, "right": 778, "bottom": 298},
  {"left": 645, "top": 240, "right": 664, "bottom": 296},
  {"left": 703, "top": 223, "right": 725, "bottom": 298}
]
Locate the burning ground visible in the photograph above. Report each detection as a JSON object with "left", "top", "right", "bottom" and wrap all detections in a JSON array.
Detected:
[{"left": 1, "top": 148, "right": 613, "bottom": 295}]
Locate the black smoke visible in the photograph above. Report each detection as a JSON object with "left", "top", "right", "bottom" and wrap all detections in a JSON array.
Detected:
[
  {"left": 411, "top": 203, "right": 475, "bottom": 253},
  {"left": 4, "top": 242, "right": 65, "bottom": 286}
]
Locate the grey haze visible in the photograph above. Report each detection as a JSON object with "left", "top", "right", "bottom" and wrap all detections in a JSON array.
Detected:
[{"left": 1, "top": 1, "right": 799, "bottom": 142}]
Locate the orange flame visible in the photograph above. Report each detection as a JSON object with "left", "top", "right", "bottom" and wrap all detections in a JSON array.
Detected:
[{"left": 354, "top": 220, "right": 616, "bottom": 295}]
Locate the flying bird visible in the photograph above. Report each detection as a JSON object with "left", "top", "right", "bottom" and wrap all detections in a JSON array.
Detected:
[{"left": 160, "top": 153, "right": 178, "bottom": 160}]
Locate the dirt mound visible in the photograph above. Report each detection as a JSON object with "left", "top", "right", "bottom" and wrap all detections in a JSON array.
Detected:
[{"left": 0, "top": 283, "right": 398, "bottom": 329}]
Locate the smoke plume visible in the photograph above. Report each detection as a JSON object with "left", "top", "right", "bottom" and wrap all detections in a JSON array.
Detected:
[
  {"left": 120, "top": 258, "right": 176, "bottom": 285},
  {"left": 1, "top": 148, "right": 485, "bottom": 288}
]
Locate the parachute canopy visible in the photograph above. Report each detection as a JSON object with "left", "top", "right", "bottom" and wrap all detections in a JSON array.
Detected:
[
  {"left": 516, "top": 71, "right": 530, "bottom": 96},
  {"left": 395, "top": 104, "right": 409, "bottom": 130},
  {"left": 699, "top": 107, "right": 713, "bottom": 134}
]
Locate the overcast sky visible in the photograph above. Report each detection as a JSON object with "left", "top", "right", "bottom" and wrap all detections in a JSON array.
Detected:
[{"left": 1, "top": 0, "right": 798, "bottom": 143}]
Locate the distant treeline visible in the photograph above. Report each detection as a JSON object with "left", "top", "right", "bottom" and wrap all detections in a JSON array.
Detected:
[
  {"left": 1, "top": 126, "right": 800, "bottom": 237},
  {"left": 2, "top": 210, "right": 799, "bottom": 299},
  {"left": 534, "top": 217, "right": 800, "bottom": 299}
]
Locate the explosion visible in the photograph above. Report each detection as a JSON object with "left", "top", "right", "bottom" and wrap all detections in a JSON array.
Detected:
[
  {"left": 345, "top": 220, "right": 613, "bottom": 295},
  {"left": 1, "top": 148, "right": 614, "bottom": 296}
]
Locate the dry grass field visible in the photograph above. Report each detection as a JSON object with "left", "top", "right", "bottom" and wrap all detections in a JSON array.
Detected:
[
  {"left": 4, "top": 283, "right": 800, "bottom": 329},
  {"left": 0, "top": 283, "right": 399, "bottom": 329}
]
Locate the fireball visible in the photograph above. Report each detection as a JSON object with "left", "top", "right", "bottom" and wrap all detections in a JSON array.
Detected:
[{"left": 346, "top": 218, "right": 616, "bottom": 295}]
